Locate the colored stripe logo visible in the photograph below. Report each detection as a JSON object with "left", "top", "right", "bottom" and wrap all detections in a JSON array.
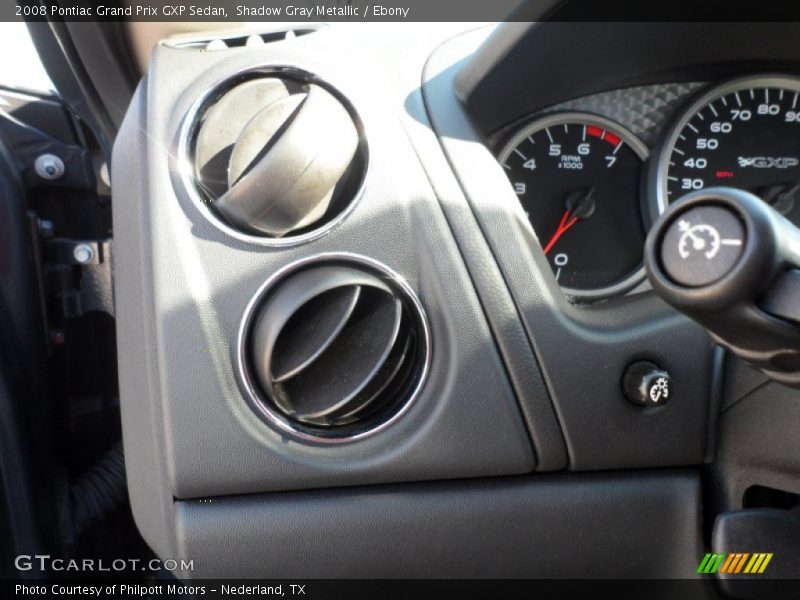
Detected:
[{"left": 697, "top": 552, "right": 773, "bottom": 574}]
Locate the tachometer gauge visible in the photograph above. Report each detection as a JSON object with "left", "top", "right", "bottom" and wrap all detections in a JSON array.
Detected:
[
  {"left": 652, "top": 75, "right": 800, "bottom": 223},
  {"left": 498, "top": 113, "right": 649, "bottom": 299}
]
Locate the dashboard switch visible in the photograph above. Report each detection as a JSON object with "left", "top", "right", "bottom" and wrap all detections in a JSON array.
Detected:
[{"left": 622, "top": 362, "right": 673, "bottom": 407}]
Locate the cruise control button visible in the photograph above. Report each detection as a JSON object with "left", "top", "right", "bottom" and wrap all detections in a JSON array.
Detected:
[{"left": 661, "top": 206, "right": 746, "bottom": 287}]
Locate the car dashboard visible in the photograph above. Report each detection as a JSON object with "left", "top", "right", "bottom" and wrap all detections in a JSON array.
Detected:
[{"left": 63, "top": 18, "right": 800, "bottom": 583}]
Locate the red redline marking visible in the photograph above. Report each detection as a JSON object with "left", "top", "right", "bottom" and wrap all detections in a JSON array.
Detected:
[
  {"left": 586, "top": 125, "right": 621, "bottom": 147},
  {"left": 586, "top": 125, "right": 603, "bottom": 139}
]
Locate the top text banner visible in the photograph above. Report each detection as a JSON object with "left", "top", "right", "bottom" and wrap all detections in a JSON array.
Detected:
[
  {"left": 8, "top": 0, "right": 800, "bottom": 22},
  {"left": 10, "top": 0, "right": 526, "bottom": 22}
]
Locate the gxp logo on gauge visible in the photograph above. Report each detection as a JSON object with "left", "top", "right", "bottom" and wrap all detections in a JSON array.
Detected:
[{"left": 737, "top": 156, "right": 799, "bottom": 169}]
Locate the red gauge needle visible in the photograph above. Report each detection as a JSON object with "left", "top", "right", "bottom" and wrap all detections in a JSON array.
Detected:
[{"left": 543, "top": 210, "right": 579, "bottom": 255}]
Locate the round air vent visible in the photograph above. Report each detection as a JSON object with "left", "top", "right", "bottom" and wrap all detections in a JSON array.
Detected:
[
  {"left": 185, "top": 71, "right": 366, "bottom": 241},
  {"left": 240, "top": 259, "right": 429, "bottom": 440}
]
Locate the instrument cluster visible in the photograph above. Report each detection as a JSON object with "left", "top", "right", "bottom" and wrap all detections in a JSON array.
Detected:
[{"left": 496, "top": 74, "right": 800, "bottom": 300}]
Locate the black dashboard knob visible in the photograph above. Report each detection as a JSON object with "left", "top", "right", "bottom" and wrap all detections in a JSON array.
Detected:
[{"left": 622, "top": 362, "right": 673, "bottom": 407}]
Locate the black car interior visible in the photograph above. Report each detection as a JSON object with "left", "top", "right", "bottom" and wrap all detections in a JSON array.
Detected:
[{"left": 1, "top": 6, "right": 800, "bottom": 594}]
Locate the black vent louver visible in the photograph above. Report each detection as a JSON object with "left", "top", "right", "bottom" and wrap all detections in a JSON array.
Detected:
[
  {"left": 167, "top": 27, "right": 319, "bottom": 50},
  {"left": 189, "top": 72, "right": 366, "bottom": 239},
  {"left": 246, "top": 263, "right": 427, "bottom": 434}
]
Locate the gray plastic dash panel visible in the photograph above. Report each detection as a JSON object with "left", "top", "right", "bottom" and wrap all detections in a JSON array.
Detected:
[
  {"left": 175, "top": 471, "right": 703, "bottom": 579},
  {"left": 111, "top": 27, "right": 539, "bottom": 566}
]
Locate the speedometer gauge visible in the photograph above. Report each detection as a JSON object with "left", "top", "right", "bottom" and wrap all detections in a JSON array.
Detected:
[
  {"left": 498, "top": 113, "right": 649, "bottom": 299},
  {"left": 652, "top": 75, "right": 800, "bottom": 224}
]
